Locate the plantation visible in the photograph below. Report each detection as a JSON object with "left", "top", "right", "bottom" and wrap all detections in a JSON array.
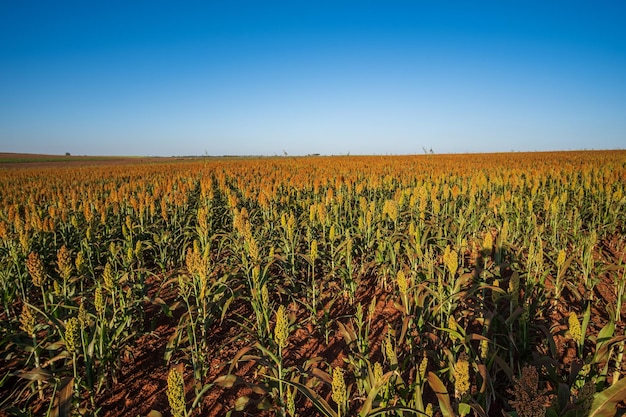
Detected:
[{"left": 0, "top": 150, "right": 625, "bottom": 417}]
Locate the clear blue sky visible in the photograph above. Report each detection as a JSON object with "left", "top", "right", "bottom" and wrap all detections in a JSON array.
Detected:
[{"left": 1, "top": 1, "right": 625, "bottom": 156}]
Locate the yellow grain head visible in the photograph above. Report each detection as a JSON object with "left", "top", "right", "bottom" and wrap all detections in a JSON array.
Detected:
[
  {"left": 20, "top": 303, "right": 35, "bottom": 336},
  {"left": 556, "top": 249, "right": 566, "bottom": 270},
  {"left": 482, "top": 232, "right": 493, "bottom": 254},
  {"left": 568, "top": 312, "right": 581, "bottom": 342},
  {"left": 286, "top": 386, "right": 296, "bottom": 417},
  {"left": 419, "top": 353, "right": 428, "bottom": 380},
  {"left": 261, "top": 283, "right": 269, "bottom": 310},
  {"left": 274, "top": 305, "right": 290, "bottom": 350},
  {"left": 65, "top": 317, "right": 80, "bottom": 354},
  {"left": 78, "top": 300, "right": 88, "bottom": 329},
  {"left": 331, "top": 367, "right": 347, "bottom": 410},
  {"left": 396, "top": 270, "right": 408, "bottom": 296},
  {"left": 26, "top": 252, "right": 46, "bottom": 288},
  {"left": 94, "top": 286, "right": 105, "bottom": 316},
  {"left": 167, "top": 365, "right": 186, "bottom": 417},
  {"left": 310, "top": 239, "right": 318, "bottom": 262},
  {"left": 479, "top": 339, "right": 489, "bottom": 361},
  {"left": 102, "top": 262, "right": 115, "bottom": 292},
  {"left": 75, "top": 251, "right": 86, "bottom": 276},
  {"left": 443, "top": 245, "right": 458, "bottom": 277},
  {"left": 454, "top": 352, "right": 470, "bottom": 398},
  {"left": 373, "top": 362, "right": 384, "bottom": 384}
]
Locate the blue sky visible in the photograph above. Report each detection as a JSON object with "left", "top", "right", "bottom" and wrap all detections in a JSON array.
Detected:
[{"left": 1, "top": 1, "right": 625, "bottom": 156}]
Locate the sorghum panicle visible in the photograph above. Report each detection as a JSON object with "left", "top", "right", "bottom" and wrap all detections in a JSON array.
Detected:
[
  {"left": 274, "top": 305, "right": 289, "bottom": 350},
  {"left": 167, "top": 366, "right": 186, "bottom": 417},
  {"left": 65, "top": 317, "right": 80, "bottom": 354},
  {"left": 20, "top": 303, "right": 35, "bottom": 336},
  {"left": 454, "top": 352, "right": 470, "bottom": 398},
  {"left": 26, "top": 252, "right": 45, "bottom": 287}
]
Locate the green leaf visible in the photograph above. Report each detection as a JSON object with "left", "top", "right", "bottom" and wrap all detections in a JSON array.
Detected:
[
  {"left": 597, "top": 320, "right": 615, "bottom": 343},
  {"left": 266, "top": 376, "right": 337, "bottom": 417},
  {"left": 459, "top": 403, "right": 471, "bottom": 416},
  {"left": 153, "top": 297, "right": 171, "bottom": 317},
  {"left": 366, "top": 406, "right": 424, "bottom": 416},
  {"left": 191, "top": 382, "right": 214, "bottom": 410},
  {"left": 427, "top": 371, "right": 454, "bottom": 417},
  {"left": 581, "top": 302, "right": 591, "bottom": 347},
  {"left": 360, "top": 371, "right": 393, "bottom": 416},
  {"left": 220, "top": 295, "right": 234, "bottom": 324},
  {"left": 589, "top": 376, "right": 626, "bottom": 417}
]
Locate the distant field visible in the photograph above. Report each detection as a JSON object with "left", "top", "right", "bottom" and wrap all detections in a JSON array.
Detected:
[{"left": 0, "top": 152, "right": 172, "bottom": 168}]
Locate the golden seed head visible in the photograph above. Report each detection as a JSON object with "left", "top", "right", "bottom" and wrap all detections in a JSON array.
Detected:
[
  {"left": 508, "top": 272, "right": 520, "bottom": 307},
  {"left": 56, "top": 245, "right": 73, "bottom": 280},
  {"left": 20, "top": 303, "right": 35, "bottom": 336},
  {"left": 26, "top": 252, "right": 45, "bottom": 287},
  {"left": 247, "top": 235, "right": 259, "bottom": 263},
  {"left": 482, "top": 232, "right": 493, "bottom": 253},
  {"left": 53, "top": 280, "right": 61, "bottom": 296},
  {"left": 125, "top": 245, "right": 134, "bottom": 264},
  {"left": 556, "top": 249, "right": 566, "bottom": 269},
  {"left": 454, "top": 352, "right": 470, "bottom": 398},
  {"left": 443, "top": 245, "right": 458, "bottom": 276},
  {"left": 425, "top": 403, "right": 433, "bottom": 417},
  {"left": 419, "top": 354, "right": 428, "bottom": 380},
  {"left": 167, "top": 366, "right": 186, "bottom": 417},
  {"left": 65, "top": 317, "right": 80, "bottom": 354},
  {"left": 75, "top": 251, "right": 85, "bottom": 275},
  {"left": 385, "top": 335, "right": 394, "bottom": 362},
  {"left": 274, "top": 305, "right": 290, "bottom": 350},
  {"left": 310, "top": 239, "right": 318, "bottom": 261},
  {"left": 396, "top": 270, "right": 408, "bottom": 295},
  {"left": 383, "top": 199, "right": 398, "bottom": 222},
  {"left": 19, "top": 232, "right": 30, "bottom": 254},
  {"left": 134, "top": 240, "right": 142, "bottom": 259},
  {"left": 479, "top": 339, "right": 489, "bottom": 360},
  {"left": 331, "top": 367, "right": 347, "bottom": 409},
  {"left": 102, "top": 262, "right": 115, "bottom": 292},
  {"left": 568, "top": 312, "right": 582, "bottom": 342},
  {"left": 448, "top": 315, "right": 457, "bottom": 331},
  {"left": 261, "top": 284, "right": 269, "bottom": 310},
  {"left": 94, "top": 286, "right": 105, "bottom": 315},
  {"left": 78, "top": 301, "right": 88, "bottom": 329},
  {"left": 373, "top": 362, "right": 383, "bottom": 384},
  {"left": 286, "top": 387, "right": 296, "bottom": 417}
]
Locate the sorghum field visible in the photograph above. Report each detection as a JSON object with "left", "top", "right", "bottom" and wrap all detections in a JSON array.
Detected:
[{"left": 1, "top": 151, "right": 625, "bottom": 417}]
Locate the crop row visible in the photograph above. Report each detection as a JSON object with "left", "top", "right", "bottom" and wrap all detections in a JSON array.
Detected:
[{"left": 0, "top": 151, "right": 625, "bottom": 416}]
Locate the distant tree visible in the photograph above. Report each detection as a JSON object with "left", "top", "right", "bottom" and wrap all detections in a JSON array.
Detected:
[{"left": 65, "top": 152, "right": 71, "bottom": 156}]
